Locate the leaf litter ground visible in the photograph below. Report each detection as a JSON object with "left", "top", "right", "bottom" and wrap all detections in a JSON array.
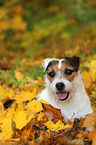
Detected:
[{"left": 0, "top": 55, "right": 96, "bottom": 145}]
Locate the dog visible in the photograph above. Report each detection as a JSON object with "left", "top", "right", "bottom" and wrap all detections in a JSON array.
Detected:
[{"left": 37, "top": 56, "right": 93, "bottom": 122}]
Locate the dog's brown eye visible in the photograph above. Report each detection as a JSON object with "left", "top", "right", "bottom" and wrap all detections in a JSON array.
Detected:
[
  {"left": 48, "top": 71, "right": 55, "bottom": 78},
  {"left": 65, "top": 69, "right": 73, "bottom": 76}
]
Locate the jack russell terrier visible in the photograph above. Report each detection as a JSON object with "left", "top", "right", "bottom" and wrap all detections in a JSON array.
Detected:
[{"left": 37, "top": 56, "right": 93, "bottom": 122}]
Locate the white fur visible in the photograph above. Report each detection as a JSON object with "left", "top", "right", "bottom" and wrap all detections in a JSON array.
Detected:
[{"left": 37, "top": 59, "right": 93, "bottom": 122}]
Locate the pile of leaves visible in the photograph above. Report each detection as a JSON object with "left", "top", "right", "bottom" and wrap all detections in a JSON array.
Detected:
[{"left": 0, "top": 53, "right": 96, "bottom": 145}]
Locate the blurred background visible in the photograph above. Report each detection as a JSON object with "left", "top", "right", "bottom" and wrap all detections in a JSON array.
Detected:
[{"left": 0, "top": 0, "right": 96, "bottom": 73}]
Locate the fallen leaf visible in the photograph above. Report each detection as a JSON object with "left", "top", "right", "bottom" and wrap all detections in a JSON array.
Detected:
[
  {"left": 11, "top": 16, "right": 27, "bottom": 31},
  {"left": 43, "top": 104, "right": 63, "bottom": 120},
  {"left": 13, "top": 110, "right": 34, "bottom": 130},
  {"left": 14, "top": 87, "right": 37, "bottom": 103},
  {"left": 17, "top": 102, "right": 23, "bottom": 111},
  {"left": 26, "top": 99, "right": 43, "bottom": 113},
  {"left": 83, "top": 110, "right": 96, "bottom": 128},
  {"left": 89, "top": 60, "right": 96, "bottom": 81},
  {"left": 0, "top": 117, "right": 14, "bottom": 140},
  {"left": 39, "top": 99, "right": 49, "bottom": 104},
  {"left": 82, "top": 71, "right": 92, "bottom": 89},
  {"left": 15, "top": 71, "right": 24, "bottom": 81},
  {"left": 0, "top": 85, "right": 15, "bottom": 102},
  {"left": 44, "top": 120, "right": 65, "bottom": 131},
  {"left": 0, "top": 101, "right": 4, "bottom": 111}
]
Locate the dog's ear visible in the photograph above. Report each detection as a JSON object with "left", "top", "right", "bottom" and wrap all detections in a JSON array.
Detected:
[
  {"left": 42, "top": 58, "right": 52, "bottom": 72},
  {"left": 65, "top": 56, "right": 81, "bottom": 71}
]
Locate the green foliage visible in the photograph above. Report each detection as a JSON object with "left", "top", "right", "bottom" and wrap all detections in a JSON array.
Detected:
[
  {"left": 24, "top": 67, "right": 45, "bottom": 80},
  {"left": 26, "top": 49, "right": 35, "bottom": 57},
  {"left": 92, "top": 90, "right": 96, "bottom": 98},
  {"left": 66, "top": 7, "right": 96, "bottom": 25},
  {"left": 80, "top": 54, "right": 86, "bottom": 60},
  {"left": 64, "top": 24, "right": 79, "bottom": 36},
  {"left": 0, "top": 66, "right": 45, "bottom": 89}
]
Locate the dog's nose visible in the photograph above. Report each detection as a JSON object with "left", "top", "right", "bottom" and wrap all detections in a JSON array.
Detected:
[{"left": 56, "top": 82, "right": 65, "bottom": 91}]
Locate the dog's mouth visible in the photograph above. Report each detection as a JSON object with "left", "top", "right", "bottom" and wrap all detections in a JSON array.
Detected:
[{"left": 56, "top": 91, "right": 69, "bottom": 101}]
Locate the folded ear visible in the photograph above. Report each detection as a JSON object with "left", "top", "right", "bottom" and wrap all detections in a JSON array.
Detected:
[
  {"left": 65, "top": 56, "right": 81, "bottom": 71},
  {"left": 43, "top": 58, "right": 59, "bottom": 71},
  {"left": 42, "top": 58, "right": 52, "bottom": 72}
]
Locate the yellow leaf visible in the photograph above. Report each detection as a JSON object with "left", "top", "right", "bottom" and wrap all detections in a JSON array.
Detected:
[
  {"left": 44, "top": 120, "right": 65, "bottom": 131},
  {"left": 21, "top": 87, "right": 37, "bottom": 99},
  {"left": 6, "top": 105, "right": 15, "bottom": 117},
  {"left": 64, "top": 124, "right": 72, "bottom": 129},
  {"left": 89, "top": 60, "right": 96, "bottom": 81},
  {"left": 0, "top": 8, "right": 7, "bottom": 19},
  {"left": 0, "top": 117, "right": 14, "bottom": 140},
  {"left": 0, "top": 20, "right": 10, "bottom": 32},
  {"left": 15, "top": 71, "right": 24, "bottom": 81},
  {"left": 39, "top": 99, "right": 49, "bottom": 104},
  {"left": 61, "top": 32, "right": 70, "bottom": 39},
  {"left": 26, "top": 99, "right": 43, "bottom": 113},
  {"left": 0, "top": 111, "right": 5, "bottom": 124},
  {"left": 7, "top": 88, "right": 15, "bottom": 99},
  {"left": 13, "top": 110, "right": 34, "bottom": 130},
  {"left": 0, "top": 101, "right": 4, "bottom": 111},
  {"left": 14, "top": 95, "right": 26, "bottom": 103},
  {"left": 17, "top": 102, "right": 23, "bottom": 111},
  {"left": 14, "top": 87, "right": 37, "bottom": 103},
  {"left": 0, "top": 85, "right": 6, "bottom": 99},
  {"left": 0, "top": 85, "right": 14, "bottom": 101},
  {"left": 82, "top": 71, "right": 92, "bottom": 89},
  {"left": 11, "top": 16, "right": 27, "bottom": 31}
]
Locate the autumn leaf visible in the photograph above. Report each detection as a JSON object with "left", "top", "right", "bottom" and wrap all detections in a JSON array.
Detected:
[
  {"left": 42, "top": 103, "right": 63, "bottom": 120},
  {"left": 83, "top": 108, "right": 96, "bottom": 128},
  {"left": 17, "top": 102, "right": 23, "bottom": 111},
  {"left": 11, "top": 16, "right": 27, "bottom": 31},
  {"left": 13, "top": 110, "right": 34, "bottom": 130},
  {"left": 89, "top": 60, "right": 96, "bottom": 81},
  {"left": 92, "top": 90, "right": 96, "bottom": 98},
  {"left": 39, "top": 99, "right": 49, "bottom": 104},
  {"left": 15, "top": 71, "right": 24, "bottom": 81},
  {"left": 82, "top": 71, "right": 92, "bottom": 89},
  {"left": 0, "top": 8, "right": 7, "bottom": 19},
  {"left": 44, "top": 120, "right": 71, "bottom": 131},
  {"left": 0, "top": 117, "right": 14, "bottom": 140},
  {"left": 14, "top": 87, "right": 37, "bottom": 103},
  {"left": 26, "top": 99, "right": 43, "bottom": 113},
  {"left": 0, "top": 85, "right": 15, "bottom": 102},
  {"left": 0, "top": 101, "right": 4, "bottom": 111}
]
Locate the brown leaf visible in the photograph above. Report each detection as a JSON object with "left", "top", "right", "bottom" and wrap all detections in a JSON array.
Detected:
[{"left": 42, "top": 103, "right": 64, "bottom": 120}]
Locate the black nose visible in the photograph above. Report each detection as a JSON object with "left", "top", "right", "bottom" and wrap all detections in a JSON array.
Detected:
[{"left": 56, "top": 82, "right": 65, "bottom": 91}]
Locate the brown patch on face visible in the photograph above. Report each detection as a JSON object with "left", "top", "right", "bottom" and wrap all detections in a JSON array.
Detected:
[
  {"left": 60, "top": 62, "right": 78, "bottom": 82},
  {"left": 46, "top": 64, "right": 59, "bottom": 83}
]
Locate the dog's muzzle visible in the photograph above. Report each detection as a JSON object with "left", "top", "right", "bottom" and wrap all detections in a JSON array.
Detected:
[{"left": 56, "top": 82, "right": 70, "bottom": 101}]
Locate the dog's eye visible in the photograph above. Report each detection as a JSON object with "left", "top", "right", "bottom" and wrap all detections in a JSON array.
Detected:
[
  {"left": 48, "top": 71, "right": 55, "bottom": 78},
  {"left": 65, "top": 69, "right": 73, "bottom": 76}
]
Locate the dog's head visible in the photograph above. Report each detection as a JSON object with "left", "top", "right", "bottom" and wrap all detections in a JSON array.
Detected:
[{"left": 43, "top": 56, "right": 80, "bottom": 101}]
